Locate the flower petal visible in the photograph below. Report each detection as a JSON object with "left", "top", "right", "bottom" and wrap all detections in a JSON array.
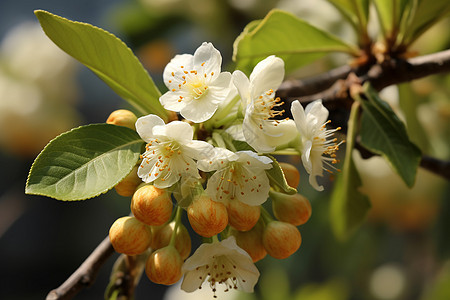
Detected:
[
  {"left": 301, "top": 139, "right": 313, "bottom": 173},
  {"left": 193, "top": 42, "right": 222, "bottom": 80},
  {"left": 305, "top": 99, "right": 328, "bottom": 125},
  {"left": 181, "top": 268, "right": 207, "bottom": 293},
  {"left": 159, "top": 89, "right": 191, "bottom": 112},
  {"left": 135, "top": 114, "right": 165, "bottom": 143},
  {"left": 232, "top": 70, "right": 251, "bottom": 105},
  {"left": 249, "top": 56, "right": 284, "bottom": 96},
  {"left": 291, "top": 100, "right": 308, "bottom": 136},
  {"left": 163, "top": 54, "right": 194, "bottom": 90},
  {"left": 152, "top": 121, "right": 193, "bottom": 143}
]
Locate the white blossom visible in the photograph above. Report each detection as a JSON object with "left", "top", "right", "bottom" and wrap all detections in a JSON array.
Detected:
[
  {"left": 160, "top": 42, "right": 232, "bottom": 123},
  {"left": 291, "top": 100, "right": 341, "bottom": 191},
  {"left": 232, "top": 56, "right": 297, "bottom": 152},
  {"left": 181, "top": 236, "right": 260, "bottom": 295},
  {"left": 136, "top": 114, "right": 213, "bottom": 188},
  {"left": 198, "top": 148, "right": 272, "bottom": 206}
]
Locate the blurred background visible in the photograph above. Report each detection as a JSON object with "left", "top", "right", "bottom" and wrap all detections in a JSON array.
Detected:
[{"left": 0, "top": 0, "right": 449, "bottom": 299}]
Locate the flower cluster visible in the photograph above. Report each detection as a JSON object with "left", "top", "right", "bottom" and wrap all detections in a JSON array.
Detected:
[{"left": 108, "top": 42, "right": 341, "bottom": 297}]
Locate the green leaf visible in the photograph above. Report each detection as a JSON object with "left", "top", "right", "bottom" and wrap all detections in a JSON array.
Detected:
[
  {"left": 26, "top": 124, "right": 144, "bottom": 201},
  {"left": 327, "top": 0, "right": 370, "bottom": 33},
  {"left": 359, "top": 83, "right": 421, "bottom": 187},
  {"left": 34, "top": 10, "right": 167, "bottom": 120},
  {"left": 373, "top": 0, "right": 412, "bottom": 37},
  {"left": 233, "top": 9, "right": 358, "bottom": 74},
  {"left": 402, "top": 0, "right": 450, "bottom": 46},
  {"left": 265, "top": 155, "right": 297, "bottom": 195},
  {"left": 330, "top": 101, "right": 370, "bottom": 240}
]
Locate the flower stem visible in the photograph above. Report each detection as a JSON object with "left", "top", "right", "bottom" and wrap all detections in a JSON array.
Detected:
[
  {"left": 169, "top": 206, "right": 183, "bottom": 247},
  {"left": 205, "top": 95, "right": 240, "bottom": 129},
  {"left": 260, "top": 206, "right": 274, "bottom": 225},
  {"left": 211, "top": 235, "right": 220, "bottom": 243}
]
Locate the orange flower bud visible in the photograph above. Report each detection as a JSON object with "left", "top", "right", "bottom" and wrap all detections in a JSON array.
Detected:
[
  {"left": 109, "top": 216, "right": 152, "bottom": 255},
  {"left": 131, "top": 184, "right": 173, "bottom": 226},
  {"left": 106, "top": 109, "right": 137, "bottom": 130},
  {"left": 263, "top": 221, "right": 301, "bottom": 259},
  {"left": 145, "top": 245, "right": 183, "bottom": 285},
  {"left": 279, "top": 162, "right": 300, "bottom": 188},
  {"left": 187, "top": 195, "right": 228, "bottom": 237},
  {"left": 271, "top": 191, "right": 312, "bottom": 226},
  {"left": 152, "top": 221, "right": 192, "bottom": 260},
  {"left": 231, "top": 221, "right": 266, "bottom": 262},
  {"left": 227, "top": 200, "right": 260, "bottom": 231},
  {"left": 114, "top": 165, "right": 142, "bottom": 197}
]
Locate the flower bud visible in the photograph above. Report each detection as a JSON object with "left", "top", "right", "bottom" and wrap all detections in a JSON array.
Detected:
[
  {"left": 263, "top": 221, "right": 301, "bottom": 259},
  {"left": 187, "top": 195, "right": 228, "bottom": 237},
  {"left": 114, "top": 165, "right": 142, "bottom": 197},
  {"left": 109, "top": 216, "right": 152, "bottom": 255},
  {"left": 131, "top": 184, "right": 173, "bottom": 226},
  {"left": 152, "top": 221, "right": 192, "bottom": 260},
  {"left": 271, "top": 191, "right": 312, "bottom": 226},
  {"left": 279, "top": 162, "right": 300, "bottom": 188},
  {"left": 145, "top": 245, "right": 183, "bottom": 285},
  {"left": 227, "top": 200, "right": 260, "bottom": 231},
  {"left": 231, "top": 221, "right": 266, "bottom": 262},
  {"left": 106, "top": 109, "right": 137, "bottom": 130}
]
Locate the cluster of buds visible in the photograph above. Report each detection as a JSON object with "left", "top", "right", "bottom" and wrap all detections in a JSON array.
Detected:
[{"left": 106, "top": 41, "right": 339, "bottom": 297}]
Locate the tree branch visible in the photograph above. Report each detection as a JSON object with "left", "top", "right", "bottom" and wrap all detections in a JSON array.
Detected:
[
  {"left": 46, "top": 236, "right": 115, "bottom": 300},
  {"left": 278, "top": 49, "right": 450, "bottom": 104}
]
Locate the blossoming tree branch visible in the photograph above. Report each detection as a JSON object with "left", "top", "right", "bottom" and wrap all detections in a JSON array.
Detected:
[{"left": 24, "top": 2, "right": 450, "bottom": 299}]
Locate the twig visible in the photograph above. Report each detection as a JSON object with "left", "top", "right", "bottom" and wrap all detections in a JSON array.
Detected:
[
  {"left": 46, "top": 236, "right": 115, "bottom": 300},
  {"left": 278, "top": 49, "right": 450, "bottom": 103},
  {"left": 420, "top": 155, "right": 450, "bottom": 181},
  {"left": 277, "top": 64, "right": 353, "bottom": 98}
]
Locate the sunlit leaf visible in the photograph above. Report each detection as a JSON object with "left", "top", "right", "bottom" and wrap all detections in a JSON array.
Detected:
[
  {"left": 26, "top": 124, "right": 144, "bottom": 201},
  {"left": 359, "top": 84, "right": 421, "bottom": 187},
  {"left": 402, "top": 0, "right": 450, "bottom": 46},
  {"left": 327, "top": 0, "right": 370, "bottom": 32},
  {"left": 266, "top": 155, "right": 297, "bottom": 195},
  {"left": 373, "top": 0, "right": 412, "bottom": 37},
  {"left": 233, "top": 9, "right": 358, "bottom": 74},
  {"left": 330, "top": 102, "right": 370, "bottom": 241},
  {"left": 35, "top": 10, "right": 167, "bottom": 119}
]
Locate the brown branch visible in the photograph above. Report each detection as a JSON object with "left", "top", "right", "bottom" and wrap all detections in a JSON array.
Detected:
[
  {"left": 420, "top": 155, "right": 450, "bottom": 181},
  {"left": 278, "top": 49, "right": 450, "bottom": 104},
  {"left": 46, "top": 236, "right": 115, "bottom": 300},
  {"left": 356, "top": 142, "right": 450, "bottom": 181},
  {"left": 277, "top": 64, "right": 353, "bottom": 98}
]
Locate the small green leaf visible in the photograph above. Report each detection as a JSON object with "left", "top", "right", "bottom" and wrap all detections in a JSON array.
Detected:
[
  {"left": 26, "top": 124, "right": 144, "bottom": 201},
  {"left": 34, "top": 10, "right": 167, "bottom": 119},
  {"left": 373, "top": 0, "right": 412, "bottom": 37},
  {"left": 402, "top": 0, "right": 450, "bottom": 46},
  {"left": 330, "top": 158, "right": 370, "bottom": 240},
  {"left": 265, "top": 155, "right": 297, "bottom": 195},
  {"left": 233, "top": 9, "right": 358, "bottom": 74},
  {"left": 330, "top": 101, "right": 370, "bottom": 240},
  {"left": 359, "top": 83, "right": 421, "bottom": 187},
  {"left": 327, "top": 0, "right": 370, "bottom": 32}
]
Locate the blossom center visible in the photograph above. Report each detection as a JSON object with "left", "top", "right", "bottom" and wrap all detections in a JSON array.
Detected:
[
  {"left": 188, "top": 80, "right": 209, "bottom": 100},
  {"left": 140, "top": 139, "right": 189, "bottom": 181},
  {"left": 197, "top": 255, "right": 243, "bottom": 297},
  {"left": 253, "top": 89, "right": 285, "bottom": 129},
  {"left": 311, "top": 121, "right": 343, "bottom": 173},
  {"left": 171, "top": 63, "right": 216, "bottom": 102}
]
